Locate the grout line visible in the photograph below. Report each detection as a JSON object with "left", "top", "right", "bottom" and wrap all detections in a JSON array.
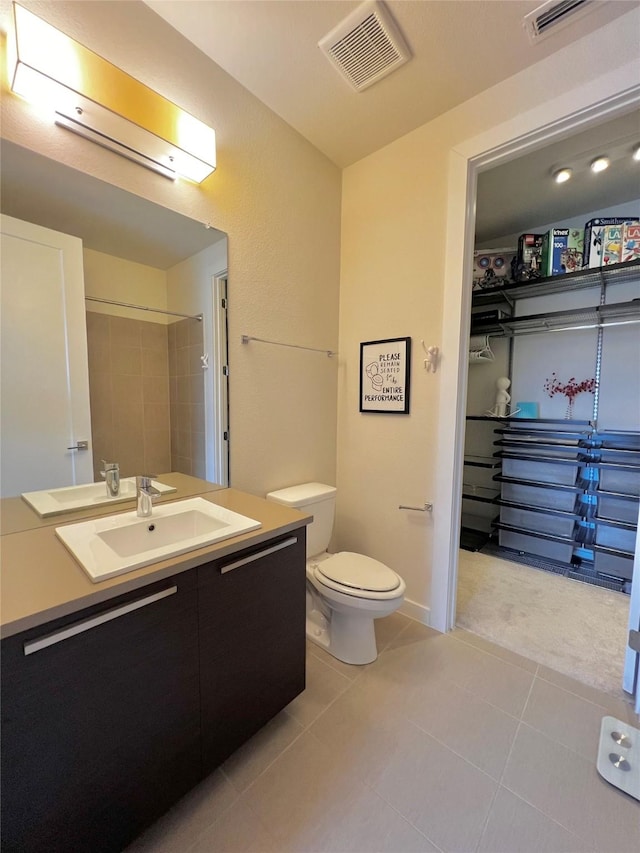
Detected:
[{"left": 362, "top": 781, "right": 447, "bottom": 853}]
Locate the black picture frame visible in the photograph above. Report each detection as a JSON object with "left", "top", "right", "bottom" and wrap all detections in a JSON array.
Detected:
[{"left": 359, "top": 337, "right": 411, "bottom": 414}]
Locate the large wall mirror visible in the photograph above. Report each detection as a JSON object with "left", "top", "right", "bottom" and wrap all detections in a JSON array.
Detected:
[{"left": 0, "top": 140, "right": 229, "bottom": 499}]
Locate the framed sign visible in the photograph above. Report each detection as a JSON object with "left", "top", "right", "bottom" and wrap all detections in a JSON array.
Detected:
[{"left": 359, "top": 337, "right": 411, "bottom": 414}]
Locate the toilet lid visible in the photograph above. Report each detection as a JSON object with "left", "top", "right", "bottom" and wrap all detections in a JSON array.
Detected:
[{"left": 315, "top": 552, "right": 400, "bottom": 593}]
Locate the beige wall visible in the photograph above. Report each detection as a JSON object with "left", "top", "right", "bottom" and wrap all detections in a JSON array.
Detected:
[
  {"left": 0, "top": 0, "right": 341, "bottom": 498},
  {"left": 83, "top": 248, "right": 169, "bottom": 322},
  {"left": 336, "top": 7, "right": 640, "bottom": 622}
]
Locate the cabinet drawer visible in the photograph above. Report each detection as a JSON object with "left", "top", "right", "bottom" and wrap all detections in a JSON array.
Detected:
[
  {"left": 501, "top": 456, "right": 579, "bottom": 486},
  {"left": 593, "top": 547, "right": 634, "bottom": 581},
  {"left": 500, "top": 480, "right": 578, "bottom": 512},
  {"left": 499, "top": 505, "right": 576, "bottom": 538},
  {"left": 498, "top": 528, "right": 574, "bottom": 563},
  {"left": 596, "top": 491, "right": 640, "bottom": 524}
]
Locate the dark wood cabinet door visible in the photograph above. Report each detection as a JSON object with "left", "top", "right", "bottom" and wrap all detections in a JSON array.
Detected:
[
  {"left": 198, "top": 528, "right": 306, "bottom": 773},
  {"left": 1, "top": 571, "right": 201, "bottom": 853}
]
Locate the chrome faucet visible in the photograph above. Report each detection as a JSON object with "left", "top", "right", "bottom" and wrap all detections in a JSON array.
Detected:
[
  {"left": 101, "top": 460, "right": 120, "bottom": 497},
  {"left": 136, "top": 475, "right": 161, "bottom": 518}
]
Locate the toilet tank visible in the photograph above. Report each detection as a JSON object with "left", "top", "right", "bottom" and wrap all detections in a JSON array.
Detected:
[{"left": 266, "top": 483, "right": 336, "bottom": 558}]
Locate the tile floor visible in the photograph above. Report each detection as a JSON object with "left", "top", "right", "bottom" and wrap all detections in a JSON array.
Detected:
[{"left": 128, "top": 614, "right": 639, "bottom": 853}]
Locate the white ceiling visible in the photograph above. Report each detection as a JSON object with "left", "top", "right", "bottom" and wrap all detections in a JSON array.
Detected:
[
  {"left": 143, "top": 0, "right": 634, "bottom": 168},
  {"left": 1, "top": 1, "right": 638, "bottom": 263}
]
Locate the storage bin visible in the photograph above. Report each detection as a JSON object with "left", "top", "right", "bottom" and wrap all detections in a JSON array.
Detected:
[
  {"left": 501, "top": 456, "right": 579, "bottom": 486},
  {"left": 500, "top": 481, "right": 577, "bottom": 512},
  {"left": 598, "top": 465, "right": 640, "bottom": 497},
  {"left": 593, "top": 547, "right": 634, "bottom": 581},
  {"left": 498, "top": 528, "right": 574, "bottom": 563},
  {"left": 596, "top": 491, "right": 640, "bottom": 524},
  {"left": 500, "top": 505, "right": 576, "bottom": 538},
  {"left": 594, "top": 520, "right": 636, "bottom": 553}
]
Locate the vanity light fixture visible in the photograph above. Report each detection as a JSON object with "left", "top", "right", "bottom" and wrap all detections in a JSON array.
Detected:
[
  {"left": 553, "top": 167, "right": 572, "bottom": 184},
  {"left": 590, "top": 156, "right": 610, "bottom": 173},
  {"left": 7, "top": 3, "right": 216, "bottom": 182}
]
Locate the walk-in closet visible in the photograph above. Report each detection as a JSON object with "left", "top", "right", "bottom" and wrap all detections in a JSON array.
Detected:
[{"left": 456, "top": 110, "right": 640, "bottom": 694}]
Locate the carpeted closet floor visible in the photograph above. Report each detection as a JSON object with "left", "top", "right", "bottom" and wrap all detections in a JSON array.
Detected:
[{"left": 456, "top": 549, "right": 630, "bottom": 697}]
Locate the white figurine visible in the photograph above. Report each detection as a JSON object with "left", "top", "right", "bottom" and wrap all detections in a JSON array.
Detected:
[{"left": 494, "top": 376, "right": 511, "bottom": 418}]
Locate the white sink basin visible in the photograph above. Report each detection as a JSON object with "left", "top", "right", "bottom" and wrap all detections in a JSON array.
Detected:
[
  {"left": 22, "top": 478, "right": 176, "bottom": 517},
  {"left": 56, "top": 498, "right": 262, "bottom": 583},
  {"left": 56, "top": 498, "right": 262, "bottom": 582}
]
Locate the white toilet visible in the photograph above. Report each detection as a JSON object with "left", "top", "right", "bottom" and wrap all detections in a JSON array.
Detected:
[{"left": 266, "top": 483, "right": 406, "bottom": 665}]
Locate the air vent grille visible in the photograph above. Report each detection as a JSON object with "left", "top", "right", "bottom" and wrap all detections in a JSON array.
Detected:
[
  {"left": 524, "top": 0, "right": 595, "bottom": 43},
  {"left": 319, "top": 1, "right": 410, "bottom": 92}
]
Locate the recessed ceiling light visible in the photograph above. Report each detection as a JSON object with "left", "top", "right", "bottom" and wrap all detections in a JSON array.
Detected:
[
  {"left": 590, "top": 156, "right": 610, "bottom": 173},
  {"left": 633, "top": 144, "right": 640, "bottom": 162},
  {"left": 553, "top": 167, "right": 572, "bottom": 184}
]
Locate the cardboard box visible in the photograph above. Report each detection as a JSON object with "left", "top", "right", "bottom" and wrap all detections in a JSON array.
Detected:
[
  {"left": 472, "top": 248, "right": 516, "bottom": 290},
  {"left": 583, "top": 217, "right": 638, "bottom": 268},
  {"left": 601, "top": 224, "right": 624, "bottom": 266},
  {"left": 541, "top": 228, "right": 584, "bottom": 276},
  {"left": 515, "top": 233, "right": 544, "bottom": 280},
  {"left": 621, "top": 222, "right": 640, "bottom": 263}
]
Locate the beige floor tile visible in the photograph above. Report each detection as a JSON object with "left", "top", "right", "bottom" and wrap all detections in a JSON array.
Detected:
[
  {"left": 244, "top": 731, "right": 368, "bottom": 847},
  {"left": 406, "top": 675, "right": 520, "bottom": 779},
  {"left": 537, "top": 664, "right": 639, "bottom": 724},
  {"left": 127, "top": 770, "right": 238, "bottom": 853},
  {"left": 374, "top": 611, "right": 413, "bottom": 652},
  {"left": 306, "top": 640, "right": 364, "bottom": 680},
  {"left": 285, "top": 649, "right": 352, "bottom": 727},
  {"left": 221, "top": 710, "right": 304, "bottom": 793},
  {"left": 502, "top": 723, "right": 640, "bottom": 852},
  {"left": 369, "top": 721, "right": 498, "bottom": 852},
  {"left": 384, "top": 618, "right": 441, "bottom": 651},
  {"left": 188, "top": 798, "right": 280, "bottom": 853},
  {"left": 478, "top": 787, "right": 592, "bottom": 853},
  {"left": 460, "top": 642, "right": 536, "bottom": 718},
  {"left": 523, "top": 677, "right": 614, "bottom": 761},
  {"left": 309, "top": 677, "right": 414, "bottom": 783},
  {"left": 452, "top": 627, "right": 539, "bottom": 673},
  {"left": 271, "top": 784, "right": 438, "bottom": 852}
]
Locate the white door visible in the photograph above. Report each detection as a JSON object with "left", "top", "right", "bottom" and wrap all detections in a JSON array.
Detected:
[
  {"left": 0, "top": 214, "right": 93, "bottom": 496},
  {"left": 623, "top": 507, "right": 640, "bottom": 713}
]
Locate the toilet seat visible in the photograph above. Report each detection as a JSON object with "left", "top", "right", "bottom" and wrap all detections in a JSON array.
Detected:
[{"left": 311, "top": 552, "right": 403, "bottom": 600}]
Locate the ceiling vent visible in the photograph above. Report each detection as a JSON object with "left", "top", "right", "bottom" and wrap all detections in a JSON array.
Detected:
[
  {"left": 318, "top": 0, "right": 410, "bottom": 92},
  {"left": 524, "top": 0, "right": 597, "bottom": 44}
]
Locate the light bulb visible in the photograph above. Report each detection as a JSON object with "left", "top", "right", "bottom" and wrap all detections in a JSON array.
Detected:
[
  {"left": 590, "top": 157, "right": 610, "bottom": 173},
  {"left": 553, "top": 168, "right": 572, "bottom": 184},
  {"left": 633, "top": 144, "right": 640, "bottom": 162}
]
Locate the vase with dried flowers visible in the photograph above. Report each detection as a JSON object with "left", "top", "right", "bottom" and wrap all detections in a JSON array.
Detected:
[{"left": 543, "top": 373, "right": 596, "bottom": 419}]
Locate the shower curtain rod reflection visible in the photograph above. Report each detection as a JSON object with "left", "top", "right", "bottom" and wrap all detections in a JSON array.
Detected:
[
  {"left": 85, "top": 296, "right": 202, "bottom": 321},
  {"left": 241, "top": 335, "right": 337, "bottom": 358}
]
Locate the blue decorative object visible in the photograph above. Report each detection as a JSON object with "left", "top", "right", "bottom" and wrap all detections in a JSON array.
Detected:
[{"left": 515, "top": 402, "right": 539, "bottom": 419}]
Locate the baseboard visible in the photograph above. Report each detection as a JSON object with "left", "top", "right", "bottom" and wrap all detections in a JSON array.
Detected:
[{"left": 398, "top": 598, "right": 431, "bottom": 626}]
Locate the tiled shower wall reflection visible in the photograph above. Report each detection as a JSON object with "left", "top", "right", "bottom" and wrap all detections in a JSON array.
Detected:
[
  {"left": 168, "top": 318, "right": 206, "bottom": 478},
  {"left": 86, "top": 312, "right": 205, "bottom": 481}
]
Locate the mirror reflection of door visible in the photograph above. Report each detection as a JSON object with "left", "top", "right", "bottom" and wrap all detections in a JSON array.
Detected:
[{"left": 0, "top": 141, "right": 229, "bottom": 498}]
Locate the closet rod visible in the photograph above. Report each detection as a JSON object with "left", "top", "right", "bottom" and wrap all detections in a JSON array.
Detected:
[
  {"left": 85, "top": 296, "right": 202, "bottom": 321},
  {"left": 241, "top": 335, "right": 337, "bottom": 358}
]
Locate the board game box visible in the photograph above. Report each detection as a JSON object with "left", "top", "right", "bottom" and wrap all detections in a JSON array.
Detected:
[
  {"left": 621, "top": 222, "right": 640, "bottom": 263},
  {"left": 583, "top": 217, "right": 638, "bottom": 268}
]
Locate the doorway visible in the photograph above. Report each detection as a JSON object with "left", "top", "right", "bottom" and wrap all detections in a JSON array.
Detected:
[{"left": 431, "top": 85, "right": 640, "bottom": 698}]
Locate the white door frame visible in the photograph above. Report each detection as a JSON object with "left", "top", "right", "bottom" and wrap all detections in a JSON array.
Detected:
[{"left": 431, "top": 73, "right": 640, "bottom": 634}]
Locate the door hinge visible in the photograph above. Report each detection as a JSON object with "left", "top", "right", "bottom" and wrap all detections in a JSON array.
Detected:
[
  {"left": 629, "top": 629, "right": 640, "bottom": 654},
  {"left": 222, "top": 365, "right": 229, "bottom": 377},
  {"left": 223, "top": 430, "right": 229, "bottom": 441},
  {"left": 221, "top": 297, "right": 227, "bottom": 309}
]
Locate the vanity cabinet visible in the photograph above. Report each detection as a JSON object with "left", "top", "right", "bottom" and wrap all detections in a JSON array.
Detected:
[
  {"left": 199, "top": 531, "right": 307, "bottom": 773},
  {"left": 1, "top": 526, "right": 307, "bottom": 853},
  {"left": 1, "top": 571, "right": 201, "bottom": 853}
]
